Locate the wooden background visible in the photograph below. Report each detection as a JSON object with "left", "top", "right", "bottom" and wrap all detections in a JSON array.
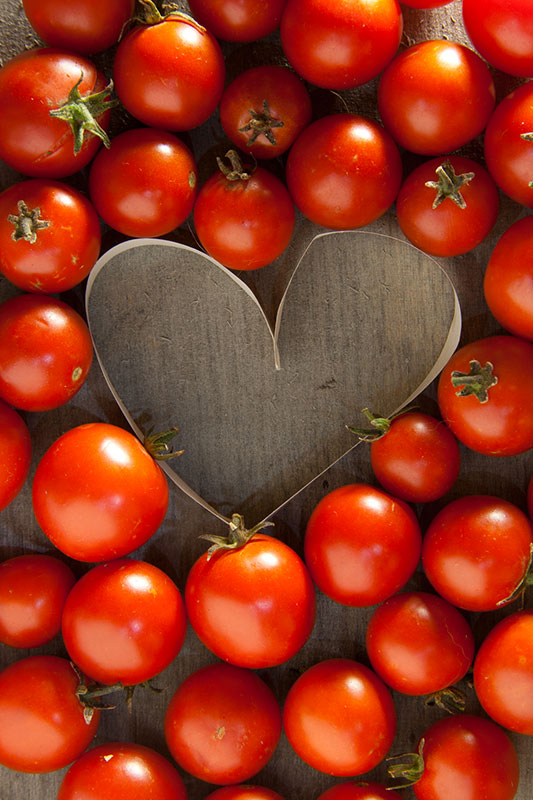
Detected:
[{"left": 0, "top": 0, "right": 532, "bottom": 798}]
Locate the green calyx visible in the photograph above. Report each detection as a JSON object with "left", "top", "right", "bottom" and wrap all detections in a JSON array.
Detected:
[
  {"left": 239, "top": 99, "right": 284, "bottom": 147},
  {"left": 386, "top": 742, "right": 425, "bottom": 790},
  {"left": 450, "top": 359, "right": 498, "bottom": 404},
  {"left": 8, "top": 200, "right": 50, "bottom": 243},
  {"left": 346, "top": 406, "right": 416, "bottom": 442},
  {"left": 216, "top": 149, "right": 253, "bottom": 182},
  {"left": 200, "top": 513, "right": 274, "bottom": 560},
  {"left": 132, "top": 0, "right": 206, "bottom": 29},
  {"left": 143, "top": 426, "right": 184, "bottom": 461},
  {"left": 49, "top": 74, "right": 118, "bottom": 155},
  {"left": 425, "top": 160, "right": 475, "bottom": 209}
]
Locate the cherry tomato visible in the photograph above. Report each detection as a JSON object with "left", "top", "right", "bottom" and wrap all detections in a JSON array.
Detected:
[
  {"left": 0, "top": 398, "right": 31, "bottom": 511},
  {"left": 205, "top": 788, "right": 285, "bottom": 800},
  {"left": 0, "top": 179, "right": 101, "bottom": 293},
  {"left": 286, "top": 113, "right": 402, "bottom": 230},
  {"left": 0, "top": 293, "right": 93, "bottom": 412},
  {"left": 395, "top": 156, "right": 499, "bottom": 257},
  {"left": 437, "top": 334, "right": 533, "bottom": 456},
  {"left": 164, "top": 662, "right": 282, "bottom": 785},
  {"left": 283, "top": 658, "right": 396, "bottom": 776},
  {"left": 317, "top": 783, "right": 403, "bottom": 800},
  {"left": 304, "top": 483, "right": 421, "bottom": 607},
  {"left": 0, "top": 554, "right": 75, "bottom": 648},
  {"left": 280, "top": 0, "right": 402, "bottom": 90},
  {"left": 89, "top": 128, "right": 198, "bottom": 238},
  {"left": 219, "top": 65, "right": 312, "bottom": 160},
  {"left": 187, "top": 0, "right": 287, "bottom": 41},
  {"left": 378, "top": 40, "right": 495, "bottom": 155},
  {"left": 422, "top": 495, "right": 533, "bottom": 611},
  {"left": 32, "top": 422, "right": 169, "bottom": 562},
  {"left": 462, "top": 0, "right": 533, "bottom": 77},
  {"left": 0, "top": 655, "right": 100, "bottom": 773}
]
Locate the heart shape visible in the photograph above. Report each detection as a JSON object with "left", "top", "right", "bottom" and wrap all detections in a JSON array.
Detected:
[{"left": 86, "top": 228, "right": 460, "bottom": 527}]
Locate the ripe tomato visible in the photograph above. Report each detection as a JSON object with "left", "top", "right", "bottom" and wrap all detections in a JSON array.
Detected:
[
  {"left": 188, "top": 0, "right": 287, "bottom": 41},
  {"left": 286, "top": 113, "right": 402, "bottom": 230},
  {"left": 0, "top": 179, "right": 101, "bottom": 293},
  {"left": 219, "top": 65, "right": 312, "bottom": 160},
  {"left": 422, "top": 495, "right": 533, "bottom": 611},
  {"left": 395, "top": 156, "right": 499, "bottom": 257},
  {"left": 474, "top": 610, "right": 533, "bottom": 735},
  {"left": 32, "top": 422, "right": 169, "bottom": 562},
  {"left": 0, "top": 399, "right": 31, "bottom": 511},
  {"left": 317, "top": 783, "right": 403, "bottom": 800},
  {"left": 193, "top": 152, "right": 295, "bottom": 270},
  {"left": 0, "top": 48, "right": 114, "bottom": 178},
  {"left": 462, "top": 0, "right": 533, "bottom": 77},
  {"left": 0, "top": 293, "right": 93, "bottom": 412},
  {"left": 378, "top": 40, "right": 495, "bottom": 155},
  {"left": 366, "top": 591, "right": 474, "bottom": 696},
  {"left": 283, "top": 658, "right": 396, "bottom": 776},
  {"left": 0, "top": 554, "right": 75, "bottom": 648},
  {"left": 280, "top": 0, "right": 402, "bottom": 90},
  {"left": 57, "top": 742, "right": 187, "bottom": 800},
  {"left": 89, "top": 128, "right": 198, "bottom": 238},
  {"left": 164, "top": 662, "right": 282, "bottom": 785},
  {"left": 113, "top": 10, "right": 225, "bottom": 131},
  {"left": 483, "top": 217, "right": 533, "bottom": 340},
  {"left": 304, "top": 483, "right": 421, "bottom": 606},
  {"left": 205, "top": 788, "right": 285, "bottom": 800},
  {"left": 0, "top": 655, "right": 100, "bottom": 773},
  {"left": 437, "top": 334, "right": 533, "bottom": 456}
]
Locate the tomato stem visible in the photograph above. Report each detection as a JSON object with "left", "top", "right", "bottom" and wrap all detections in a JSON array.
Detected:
[
  {"left": 346, "top": 406, "right": 416, "bottom": 441},
  {"left": 200, "top": 513, "right": 275, "bottom": 559},
  {"left": 425, "top": 160, "right": 475, "bottom": 209},
  {"left": 239, "top": 99, "right": 284, "bottom": 147},
  {"left": 386, "top": 743, "right": 425, "bottom": 789},
  {"left": 143, "top": 425, "right": 184, "bottom": 460},
  {"left": 8, "top": 200, "right": 50, "bottom": 243},
  {"left": 425, "top": 685, "right": 466, "bottom": 714},
  {"left": 49, "top": 75, "right": 118, "bottom": 154},
  {"left": 133, "top": 0, "right": 207, "bottom": 31},
  {"left": 216, "top": 149, "right": 253, "bottom": 181},
  {"left": 450, "top": 359, "right": 498, "bottom": 404},
  {"left": 496, "top": 542, "right": 533, "bottom": 608}
]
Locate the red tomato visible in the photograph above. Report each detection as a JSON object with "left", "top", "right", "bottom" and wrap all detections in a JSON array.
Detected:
[
  {"left": 437, "top": 334, "right": 533, "bottom": 456},
  {"left": 89, "top": 128, "right": 198, "bottom": 238},
  {"left": 0, "top": 655, "right": 100, "bottom": 773},
  {"left": 378, "top": 40, "right": 495, "bottom": 155},
  {"left": 462, "top": 0, "right": 533, "bottom": 77},
  {"left": 474, "top": 610, "right": 533, "bottom": 735},
  {"left": 32, "top": 422, "right": 169, "bottom": 562},
  {"left": 283, "top": 658, "right": 396, "bottom": 776},
  {"left": 22, "top": 0, "right": 134, "bottom": 54},
  {"left": 395, "top": 156, "right": 499, "bottom": 257},
  {"left": 304, "top": 483, "right": 421, "bottom": 606},
  {"left": 0, "top": 48, "right": 114, "bottom": 178},
  {"left": 0, "top": 179, "right": 101, "bottom": 293},
  {"left": 422, "top": 495, "right": 533, "bottom": 611},
  {"left": 219, "top": 65, "right": 312, "bottom": 160},
  {"left": 317, "top": 783, "right": 403, "bottom": 800},
  {"left": 113, "top": 10, "right": 225, "bottom": 131},
  {"left": 0, "top": 554, "right": 75, "bottom": 648},
  {"left": 57, "top": 742, "right": 187, "bottom": 800},
  {"left": 0, "top": 293, "right": 93, "bottom": 412},
  {"left": 483, "top": 216, "right": 533, "bottom": 341},
  {"left": 286, "top": 113, "right": 402, "bottom": 230},
  {"left": 0, "top": 398, "right": 31, "bottom": 511},
  {"left": 205, "top": 788, "right": 285, "bottom": 800},
  {"left": 366, "top": 591, "right": 474, "bottom": 695},
  {"left": 164, "top": 662, "right": 282, "bottom": 785},
  {"left": 280, "top": 0, "right": 402, "bottom": 90},
  {"left": 188, "top": 0, "right": 287, "bottom": 41}
]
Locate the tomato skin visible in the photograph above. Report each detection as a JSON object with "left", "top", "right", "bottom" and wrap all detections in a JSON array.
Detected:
[
  {"left": 304, "top": 483, "right": 421, "bottom": 607},
  {"left": 164, "top": 662, "right": 282, "bottom": 785},
  {"left": 0, "top": 293, "right": 93, "bottom": 412},
  {"left": 462, "top": 0, "right": 533, "bottom": 78},
  {"left": 188, "top": 0, "right": 287, "bottom": 41},
  {"left": 32, "top": 422, "right": 169, "bottom": 562},
  {"left": 0, "top": 554, "right": 75, "bottom": 648},
  {"left": 0, "top": 398, "right": 31, "bottom": 511},
  {"left": 378, "top": 40, "right": 495, "bottom": 155},
  {"left": 286, "top": 113, "right": 402, "bottom": 230},
  {"left": 205, "top": 787, "right": 285, "bottom": 800},
  {"left": 0, "top": 655, "right": 100, "bottom": 773},
  {"left": 283, "top": 658, "right": 396, "bottom": 776},
  {"left": 317, "top": 782, "right": 403, "bottom": 800}
]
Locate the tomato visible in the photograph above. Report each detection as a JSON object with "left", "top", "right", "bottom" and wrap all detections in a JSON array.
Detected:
[
  {"left": 422, "top": 494, "right": 533, "bottom": 611},
  {"left": 219, "top": 65, "right": 312, "bottom": 160},
  {"left": 0, "top": 293, "right": 93, "bottom": 412},
  {"left": 437, "top": 334, "right": 533, "bottom": 456},
  {"left": 32, "top": 422, "right": 169, "bottom": 562},
  {"left": 474, "top": 610, "right": 533, "bottom": 735},
  {"left": 0, "top": 554, "right": 75, "bottom": 648},
  {"left": 22, "top": 0, "right": 135, "bottom": 54},
  {"left": 283, "top": 658, "right": 396, "bottom": 776},
  {"left": 187, "top": 0, "right": 287, "bottom": 41},
  {"left": 57, "top": 742, "right": 187, "bottom": 800},
  {"left": 462, "top": 0, "right": 533, "bottom": 77},
  {"left": 89, "top": 127, "right": 198, "bottom": 238},
  {"left": 395, "top": 156, "right": 499, "bottom": 257},
  {"left": 113, "top": 10, "right": 225, "bottom": 131},
  {"left": 0, "top": 398, "right": 31, "bottom": 511},
  {"left": 378, "top": 40, "right": 495, "bottom": 155},
  {"left": 0, "top": 48, "right": 114, "bottom": 178},
  {"left": 0, "top": 655, "right": 100, "bottom": 773},
  {"left": 164, "top": 662, "right": 282, "bottom": 785},
  {"left": 193, "top": 152, "right": 295, "bottom": 270},
  {"left": 286, "top": 113, "right": 402, "bottom": 230},
  {"left": 0, "top": 179, "right": 101, "bottom": 293},
  {"left": 280, "top": 0, "right": 402, "bottom": 90},
  {"left": 317, "top": 783, "right": 403, "bottom": 800},
  {"left": 366, "top": 591, "right": 474, "bottom": 696},
  {"left": 205, "top": 788, "right": 285, "bottom": 800},
  {"left": 304, "top": 483, "right": 421, "bottom": 606}
]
